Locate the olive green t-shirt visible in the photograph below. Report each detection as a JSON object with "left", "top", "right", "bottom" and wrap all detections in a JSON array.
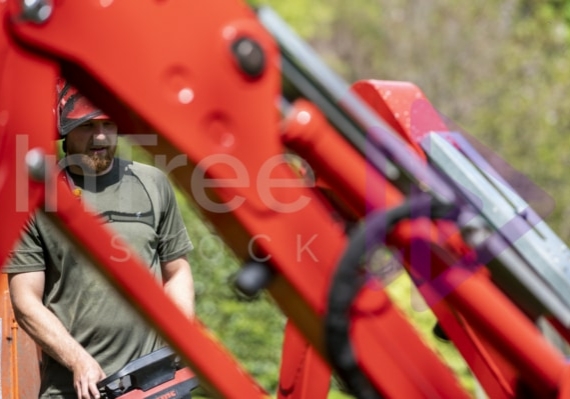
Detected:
[{"left": 5, "top": 158, "right": 193, "bottom": 398}]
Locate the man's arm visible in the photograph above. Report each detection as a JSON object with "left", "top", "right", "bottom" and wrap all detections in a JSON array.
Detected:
[
  {"left": 160, "top": 257, "right": 195, "bottom": 319},
  {"left": 8, "top": 272, "right": 106, "bottom": 399}
]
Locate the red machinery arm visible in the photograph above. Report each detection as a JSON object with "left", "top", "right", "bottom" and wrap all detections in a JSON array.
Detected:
[
  {"left": 280, "top": 96, "right": 567, "bottom": 398},
  {"left": 1, "top": 1, "right": 470, "bottom": 397},
  {"left": 2, "top": 1, "right": 570, "bottom": 398}
]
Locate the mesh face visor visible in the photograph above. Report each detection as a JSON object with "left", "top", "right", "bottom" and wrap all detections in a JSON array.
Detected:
[{"left": 57, "top": 82, "right": 107, "bottom": 137}]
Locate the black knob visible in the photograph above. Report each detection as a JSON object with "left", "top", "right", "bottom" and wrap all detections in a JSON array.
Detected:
[
  {"left": 231, "top": 37, "right": 266, "bottom": 78},
  {"left": 234, "top": 262, "right": 273, "bottom": 297}
]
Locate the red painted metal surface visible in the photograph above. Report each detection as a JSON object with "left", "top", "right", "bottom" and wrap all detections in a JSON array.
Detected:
[
  {"left": 118, "top": 368, "right": 197, "bottom": 399},
  {"left": 0, "top": 5, "right": 52, "bottom": 396},
  {"left": 277, "top": 322, "right": 331, "bottom": 399},
  {"left": 0, "top": 0, "right": 55, "bottom": 267},
  {"left": 1, "top": 1, "right": 570, "bottom": 398},
  {"left": 281, "top": 98, "right": 405, "bottom": 215},
  {"left": 0, "top": 274, "right": 41, "bottom": 399},
  {"left": 444, "top": 267, "right": 566, "bottom": 394},
  {"left": 353, "top": 79, "right": 450, "bottom": 147},
  {"left": 281, "top": 99, "right": 471, "bottom": 397}
]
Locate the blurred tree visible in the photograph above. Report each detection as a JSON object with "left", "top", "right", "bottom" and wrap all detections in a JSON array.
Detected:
[{"left": 313, "top": 0, "right": 570, "bottom": 239}]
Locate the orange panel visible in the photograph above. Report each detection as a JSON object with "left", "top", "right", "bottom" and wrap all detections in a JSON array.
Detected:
[{"left": 1, "top": 274, "right": 41, "bottom": 399}]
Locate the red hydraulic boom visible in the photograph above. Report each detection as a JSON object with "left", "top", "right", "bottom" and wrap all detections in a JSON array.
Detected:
[{"left": 2, "top": 1, "right": 570, "bottom": 398}]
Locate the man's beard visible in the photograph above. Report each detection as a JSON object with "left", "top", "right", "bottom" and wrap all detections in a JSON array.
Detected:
[
  {"left": 82, "top": 149, "right": 116, "bottom": 174},
  {"left": 66, "top": 145, "right": 117, "bottom": 175}
]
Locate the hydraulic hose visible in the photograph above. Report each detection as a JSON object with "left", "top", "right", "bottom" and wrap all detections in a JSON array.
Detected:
[{"left": 325, "top": 194, "right": 458, "bottom": 399}]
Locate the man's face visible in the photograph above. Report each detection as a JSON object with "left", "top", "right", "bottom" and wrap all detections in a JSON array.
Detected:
[{"left": 65, "top": 119, "right": 118, "bottom": 175}]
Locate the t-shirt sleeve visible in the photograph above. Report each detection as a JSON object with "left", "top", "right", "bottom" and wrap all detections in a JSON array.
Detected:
[
  {"left": 156, "top": 174, "right": 193, "bottom": 263},
  {"left": 3, "top": 215, "right": 46, "bottom": 273}
]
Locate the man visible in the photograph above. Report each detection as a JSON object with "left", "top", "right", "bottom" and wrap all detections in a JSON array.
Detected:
[{"left": 5, "top": 80, "right": 195, "bottom": 399}]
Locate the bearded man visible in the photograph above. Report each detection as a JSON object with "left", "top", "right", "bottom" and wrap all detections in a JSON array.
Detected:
[{"left": 5, "top": 80, "right": 195, "bottom": 399}]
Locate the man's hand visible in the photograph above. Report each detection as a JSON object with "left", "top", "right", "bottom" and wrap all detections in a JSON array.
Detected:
[{"left": 72, "top": 352, "right": 107, "bottom": 399}]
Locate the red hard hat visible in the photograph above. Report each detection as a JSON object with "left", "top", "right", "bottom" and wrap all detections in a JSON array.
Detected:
[{"left": 56, "top": 78, "right": 109, "bottom": 137}]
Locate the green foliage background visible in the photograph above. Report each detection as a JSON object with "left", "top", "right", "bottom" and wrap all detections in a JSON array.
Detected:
[{"left": 136, "top": 1, "right": 570, "bottom": 397}]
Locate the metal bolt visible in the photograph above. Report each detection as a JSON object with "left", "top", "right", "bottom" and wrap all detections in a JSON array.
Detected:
[
  {"left": 26, "top": 148, "right": 46, "bottom": 181},
  {"left": 231, "top": 37, "right": 266, "bottom": 78},
  {"left": 20, "top": 0, "right": 53, "bottom": 24},
  {"left": 234, "top": 262, "right": 273, "bottom": 297}
]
